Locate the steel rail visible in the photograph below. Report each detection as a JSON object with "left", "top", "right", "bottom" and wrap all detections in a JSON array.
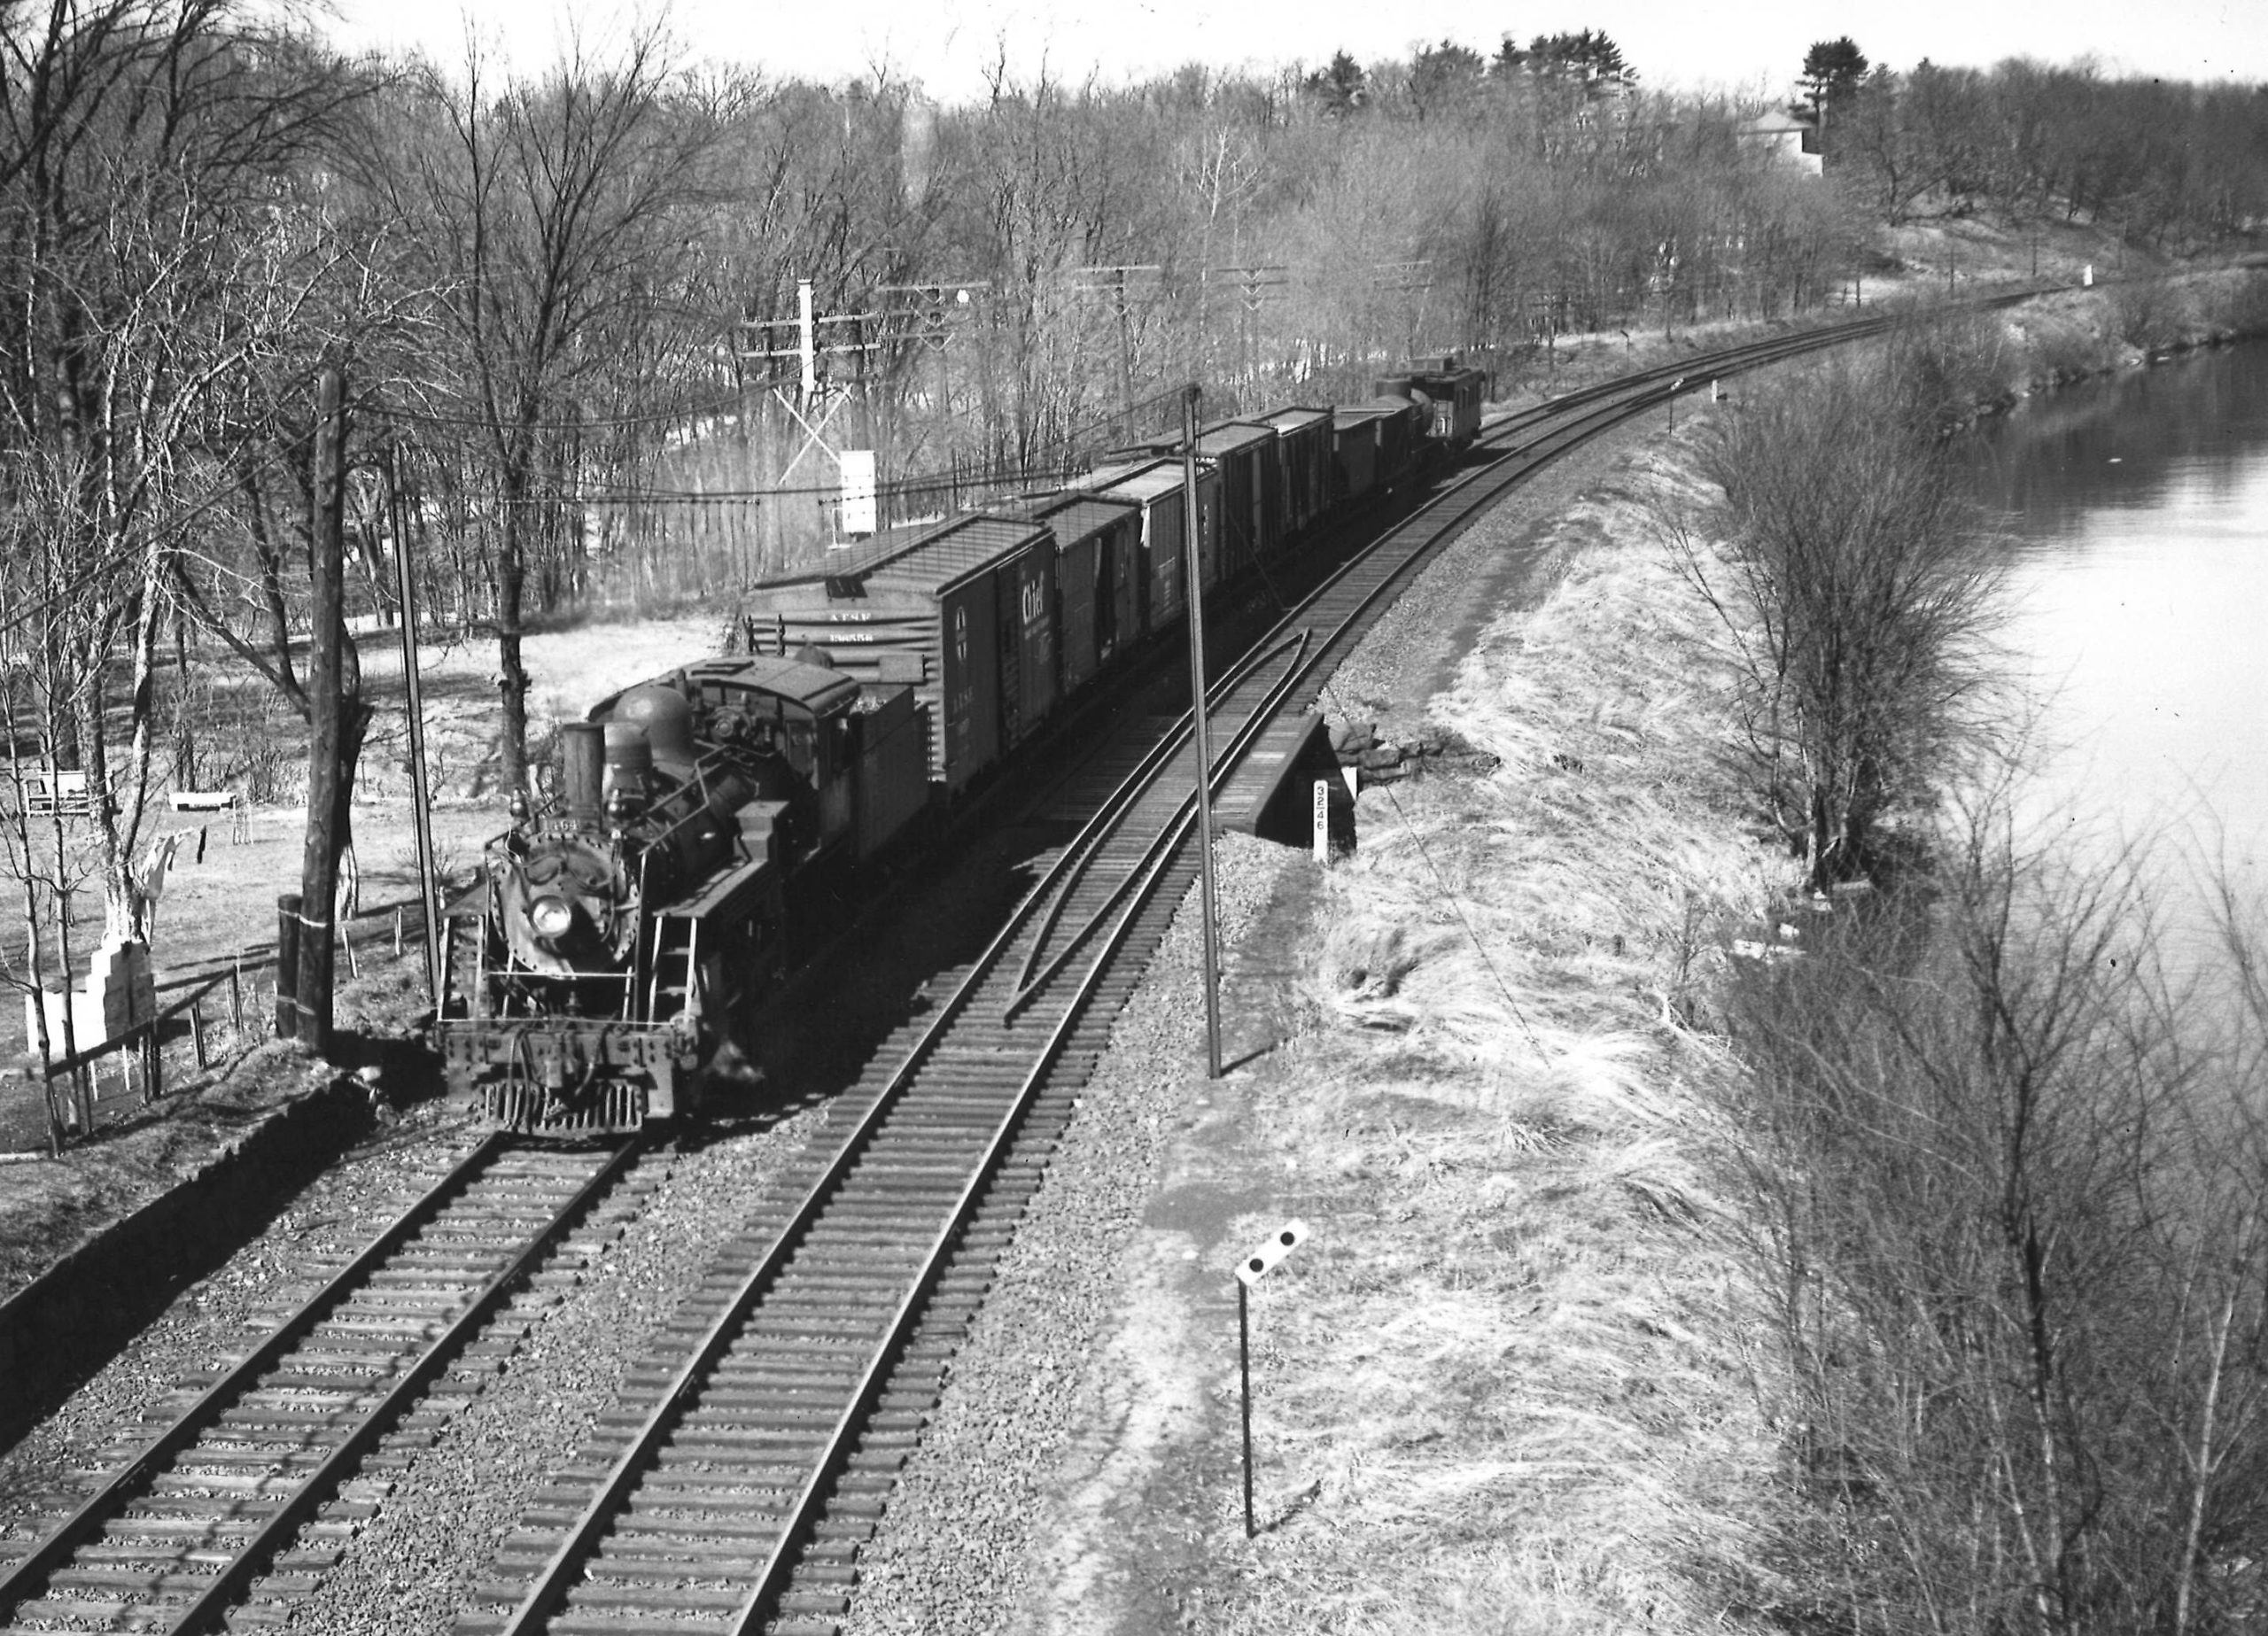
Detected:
[
  {"left": 479, "top": 301, "right": 2039, "bottom": 1633},
  {"left": 0, "top": 1132, "right": 643, "bottom": 1635},
  {"left": 0, "top": 1134, "right": 507, "bottom": 1609}
]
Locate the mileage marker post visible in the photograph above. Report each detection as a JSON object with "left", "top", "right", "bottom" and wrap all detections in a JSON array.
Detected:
[{"left": 1234, "top": 1219, "right": 1308, "bottom": 1539}]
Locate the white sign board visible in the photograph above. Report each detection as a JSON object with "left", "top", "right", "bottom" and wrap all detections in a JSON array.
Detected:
[
  {"left": 839, "top": 449, "right": 878, "bottom": 538},
  {"left": 1236, "top": 1220, "right": 1309, "bottom": 1287},
  {"left": 1313, "top": 779, "right": 1331, "bottom": 865}
]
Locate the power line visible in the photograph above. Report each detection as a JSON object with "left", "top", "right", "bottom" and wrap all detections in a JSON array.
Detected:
[{"left": 366, "top": 387, "right": 752, "bottom": 437}]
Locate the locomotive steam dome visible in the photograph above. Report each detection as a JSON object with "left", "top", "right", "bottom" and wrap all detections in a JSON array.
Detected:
[{"left": 613, "top": 683, "right": 697, "bottom": 768}]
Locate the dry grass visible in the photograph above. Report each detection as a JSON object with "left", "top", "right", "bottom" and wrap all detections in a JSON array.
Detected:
[{"left": 1205, "top": 450, "right": 1804, "bottom": 1633}]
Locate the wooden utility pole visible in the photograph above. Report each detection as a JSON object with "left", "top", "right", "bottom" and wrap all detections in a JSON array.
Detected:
[
  {"left": 1180, "top": 384, "right": 1223, "bottom": 1079},
  {"left": 389, "top": 447, "right": 444, "bottom": 1010},
  {"left": 293, "top": 364, "right": 349, "bottom": 1055}
]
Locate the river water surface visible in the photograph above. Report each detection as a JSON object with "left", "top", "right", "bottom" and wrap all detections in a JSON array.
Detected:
[{"left": 1962, "top": 341, "right": 2268, "bottom": 923}]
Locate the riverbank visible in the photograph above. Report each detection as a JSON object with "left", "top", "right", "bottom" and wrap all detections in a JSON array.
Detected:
[{"left": 1965, "top": 263, "right": 2268, "bottom": 409}]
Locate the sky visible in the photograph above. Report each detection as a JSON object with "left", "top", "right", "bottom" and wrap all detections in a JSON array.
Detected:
[{"left": 321, "top": 0, "right": 2268, "bottom": 101}]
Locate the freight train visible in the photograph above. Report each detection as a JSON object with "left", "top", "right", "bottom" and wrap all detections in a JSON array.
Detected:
[{"left": 436, "top": 360, "right": 1487, "bottom": 1134}]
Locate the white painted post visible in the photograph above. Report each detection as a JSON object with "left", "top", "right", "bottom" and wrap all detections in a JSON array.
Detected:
[
  {"left": 1312, "top": 779, "right": 1331, "bottom": 866},
  {"left": 797, "top": 278, "right": 818, "bottom": 407}
]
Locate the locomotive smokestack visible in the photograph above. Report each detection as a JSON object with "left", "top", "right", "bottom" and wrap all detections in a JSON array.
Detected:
[{"left": 561, "top": 721, "right": 605, "bottom": 826}]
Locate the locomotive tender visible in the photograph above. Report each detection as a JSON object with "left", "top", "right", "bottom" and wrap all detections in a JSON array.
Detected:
[{"left": 440, "top": 361, "right": 1487, "bottom": 1136}]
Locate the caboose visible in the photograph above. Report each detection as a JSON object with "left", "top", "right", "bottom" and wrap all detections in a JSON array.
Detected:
[{"left": 1375, "top": 354, "right": 1488, "bottom": 452}]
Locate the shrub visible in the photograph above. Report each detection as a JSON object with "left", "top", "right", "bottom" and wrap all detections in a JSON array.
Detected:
[
  {"left": 1716, "top": 825, "right": 2268, "bottom": 1632},
  {"left": 1667, "top": 352, "right": 2005, "bottom": 888}
]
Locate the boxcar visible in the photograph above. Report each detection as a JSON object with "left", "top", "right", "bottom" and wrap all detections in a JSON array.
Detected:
[
  {"left": 1332, "top": 406, "right": 1384, "bottom": 504},
  {"left": 1355, "top": 396, "right": 1425, "bottom": 489},
  {"left": 1263, "top": 407, "right": 1332, "bottom": 540},
  {"left": 1026, "top": 493, "right": 1144, "bottom": 694},
  {"left": 1075, "top": 457, "right": 1220, "bottom": 624},
  {"left": 731, "top": 512, "right": 1054, "bottom": 794},
  {"left": 1196, "top": 422, "right": 1279, "bottom": 571}
]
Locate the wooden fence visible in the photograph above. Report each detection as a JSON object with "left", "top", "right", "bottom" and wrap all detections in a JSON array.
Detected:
[{"left": 10, "top": 896, "right": 429, "bottom": 1156}]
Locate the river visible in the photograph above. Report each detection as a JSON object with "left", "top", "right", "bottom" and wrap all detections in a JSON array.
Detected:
[{"left": 1962, "top": 340, "right": 2268, "bottom": 934}]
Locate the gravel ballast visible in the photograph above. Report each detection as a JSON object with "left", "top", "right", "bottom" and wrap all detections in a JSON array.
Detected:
[
  {"left": 830, "top": 419, "right": 1672, "bottom": 1634},
  {"left": 0, "top": 407, "right": 1684, "bottom": 1633}
]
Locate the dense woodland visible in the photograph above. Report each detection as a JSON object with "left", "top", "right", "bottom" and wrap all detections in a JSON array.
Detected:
[{"left": 0, "top": 0, "right": 2264, "bottom": 944}]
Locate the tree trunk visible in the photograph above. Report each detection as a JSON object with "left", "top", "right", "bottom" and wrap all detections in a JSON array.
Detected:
[
  {"left": 495, "top": 455, "right": 532, "bottom": 796},
  {"left": 296, "top": 365, "right": 350, "bottom": 1057}
]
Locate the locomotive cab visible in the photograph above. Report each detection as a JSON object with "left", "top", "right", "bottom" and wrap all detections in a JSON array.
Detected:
[{"left": 440, "top": 653, "right": 923, "bottom": 1137}]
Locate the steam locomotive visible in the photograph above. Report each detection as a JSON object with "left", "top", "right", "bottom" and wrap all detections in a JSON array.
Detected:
[
  {"left": 437, "top": 361, "right": 1487, "bottom": 1136},
  {"left": 434, "top": 655, "right": 928, "bottom": 1132}
]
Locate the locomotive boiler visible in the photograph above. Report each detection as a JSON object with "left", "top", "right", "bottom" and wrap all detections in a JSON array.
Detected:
[{"left": 436, "top": 655, "right": 928, "bottom": 1134}]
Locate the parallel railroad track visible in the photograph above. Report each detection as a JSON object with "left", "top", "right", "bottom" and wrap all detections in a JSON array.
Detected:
[
  {"left": 450, "top": 308, "right": 1928, "bottom": 1636},
  {"left": 0, "top": 1137, "right": 645, "bottom": 1636},
  {"left": 0, "top": 297, "right": 2030, "bottom": 1636}
]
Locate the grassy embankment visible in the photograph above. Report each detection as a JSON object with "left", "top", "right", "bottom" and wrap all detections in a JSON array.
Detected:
[
  {"left": 1177, "top": 446, "right": 1798, "bottom": 1632},
  {"left": 1168, "top": 266, "right": 2268, "bottom": 1631}
]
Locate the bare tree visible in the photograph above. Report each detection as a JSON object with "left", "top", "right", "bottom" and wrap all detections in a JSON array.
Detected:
[
  {"left": 381, "top": 27, "right": 721, "bottom": 793},
  {"left": 0, "top": 0, "right": 366, "bottom": 940},
  {"left": 1668, "top": 349, "right": 2004, "bottom": 888},
  {"left": 1719, "top": 813, "right": 2268, "bottom": 1632}
]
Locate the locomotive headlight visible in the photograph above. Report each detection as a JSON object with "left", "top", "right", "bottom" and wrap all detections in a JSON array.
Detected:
[{"left": 528, "top": 895, "right": 576, "bottom": 940}]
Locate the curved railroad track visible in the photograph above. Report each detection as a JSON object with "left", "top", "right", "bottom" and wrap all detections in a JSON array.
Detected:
[
  {"left": 446, "top": 306, "right": 1946, "bottom": 1636},
  {"left": 0, "top": 294, "right": 2041, "bottom": 1636},
  {"left": 0, "top": 1137, "right": 645, "bottom": 1636}
]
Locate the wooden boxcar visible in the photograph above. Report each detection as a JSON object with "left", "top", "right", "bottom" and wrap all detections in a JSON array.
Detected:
[
  {"left": 1197, "top": 421, "right": 1279, "bottom": 572},
  {"left": 1263, "top": 407, "right": 1332, "bottom": 541},
  {"left": 731, "top": 512, "right": 1056, "bottom": 794},
  {"left": 1074, "top": 456, "right": 1221, "bottom": 624},
  {"left": 1332, "top": 399, "right": 1425, "bottom": 500},
  {"left": 1026, "top": 493, "right": 1144, "bottom": 694},
  {"left": 1355, "top": 397, "right": 1425, "bottom": 490}
]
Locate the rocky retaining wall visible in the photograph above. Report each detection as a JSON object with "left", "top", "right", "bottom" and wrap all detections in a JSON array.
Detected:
[{"left": 0, "top": 1076, "right": 369, "bottom": 1446}]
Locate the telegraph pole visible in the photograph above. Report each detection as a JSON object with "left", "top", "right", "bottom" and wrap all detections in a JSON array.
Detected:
[
  {"left": 389, "top": 447, "right": 444, "bottom": 1009},
  {"left": 1076, "top": 265, "right": 1161, "bottom": 429},
  {"left": 1208, "top": 265, "right": 1288, "bottom": 399},
  {"left": 1180, "top": 384, "right": 1223, "bottom": 1079}
]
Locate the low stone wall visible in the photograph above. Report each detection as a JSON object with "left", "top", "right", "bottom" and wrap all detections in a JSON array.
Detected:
[{"left": 0, "top": 1075, "right": 369, "bottom": 1447}]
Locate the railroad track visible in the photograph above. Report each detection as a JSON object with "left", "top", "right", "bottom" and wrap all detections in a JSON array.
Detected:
[
  {"left": 0, "top": 1136, "right": 644, "bottom": 1636},
  {"left": 447, "top": 310, "right": 1928, "bottom": 1636},
  {"left": 0, "top": 289, "right": 2065, "bottom": 1636}
]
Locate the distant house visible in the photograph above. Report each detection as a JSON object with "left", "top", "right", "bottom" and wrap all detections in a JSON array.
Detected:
[{"left": 1739, "top": 112, "right": 1822, "bottom": 176}]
